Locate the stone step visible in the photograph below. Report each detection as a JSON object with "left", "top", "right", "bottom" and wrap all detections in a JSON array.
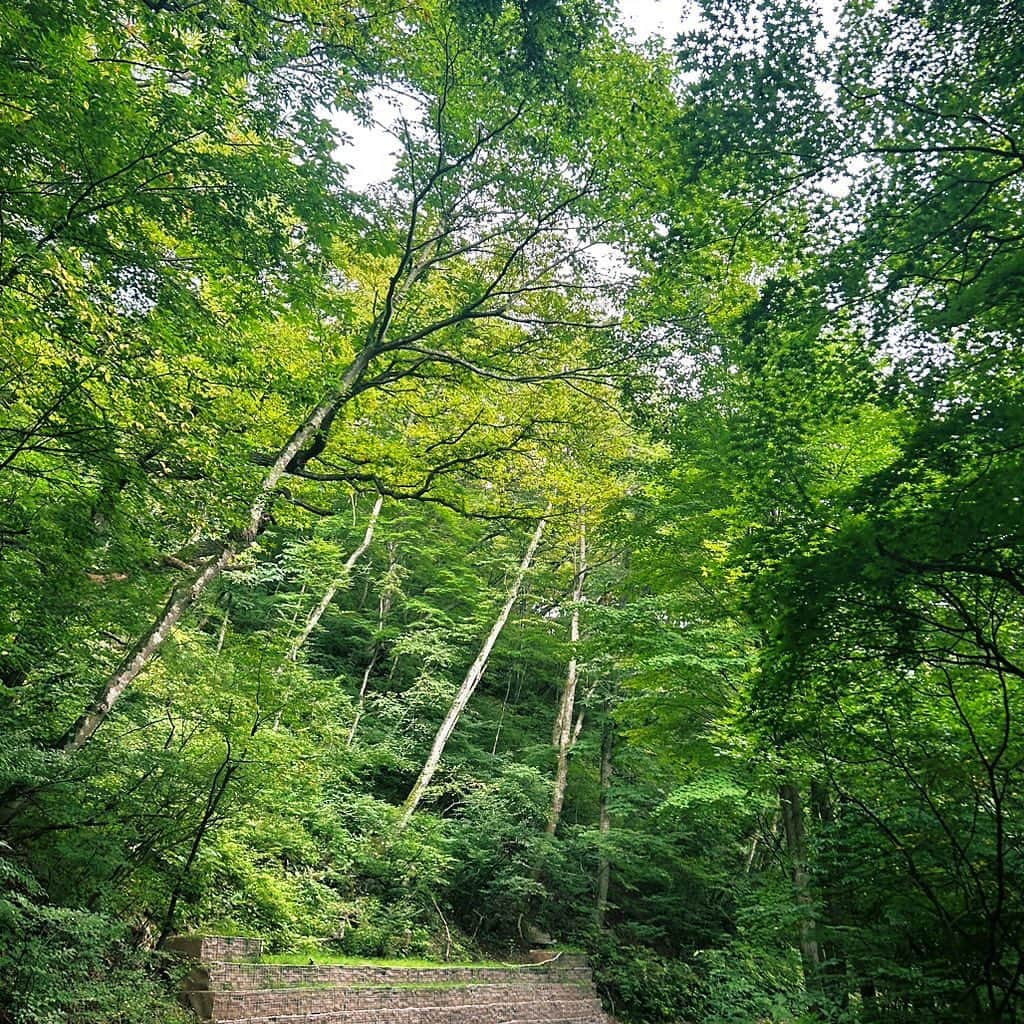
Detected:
[
  {"left": 168, "top": 936, "right": 613, "bottom": 1024},
  {"left": 212, "top": 996, "right": 608, "bottom": 1024},
  {"left": 202, "top": 984, "right": 601, "bottom": 1020},
  {"left": 226, "top": 1016, "right": 607, "bottom": 1024},
  {"left": 202, "top": 962, "right": 594, "bottom": 992},
  {"left": 225, "top": 1017, "right": 607, "bottom": 1024}
]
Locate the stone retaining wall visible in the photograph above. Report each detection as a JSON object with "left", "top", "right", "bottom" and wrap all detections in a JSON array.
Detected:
[
  {"left": 171, "top": 936, "right": 613, "bottom": 1024},
  {"left": 208, "top": 981, "right": 592, "bottom": 1018},
  {"left": 167, "top": 935, "right": 263, "bottom": 963},
  {"left": 210, "top": 1007, "right": 605, "bottom": 1024},
  {"left": 209, "top": 992, "right": 603, "bottom": 1023},
  {"left": 204, "top": 962, "right": 593, "bottom": 991}
]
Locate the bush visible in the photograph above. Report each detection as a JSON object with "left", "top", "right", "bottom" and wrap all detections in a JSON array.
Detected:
[
  {"left": 337, "top": 896, "right": 437, "bottom": 959},
  {"left": 446, "top": 763, "right": 550, "bottom": 944},
  {"left": 0, "top": 857, "right": 189, "bottom": 1024},
  {"left": 590, "top": 939, "right": 699, "bottom": 1023},
  {"left": 691, "top": 939, "right": 810, "bottom": 1024}
]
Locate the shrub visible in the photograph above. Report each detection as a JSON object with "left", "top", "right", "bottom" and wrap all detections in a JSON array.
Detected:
[{"left": 0, "top": 858, "right": 189, "bottom": 1024}]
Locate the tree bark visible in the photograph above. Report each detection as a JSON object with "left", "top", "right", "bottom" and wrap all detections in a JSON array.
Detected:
[
  {"left": 595, "top": 704, "right": 614, "bottom": 927},
  {"left": 547, "top": 519, "right": 587, "bottom": 835},
  {"left": 347, "top": 537, "right": 397, "bottom": 747},
  {"left": 58, "top": 349, "right": 376, "bottom": 754},
  {"left": 779, "top": 782, "right": 823, "bottom": 992},
  {"left": 810, "top": 779, "right": 850, "bottom": 1012},
  {"left": 288, "top": 494, "right": 384, "bottom": 663},
  {"left": 271, "top": 496, "right": 384, "bottom": 731},
  {"left": 399, "top": 512, "right": 547, "bottom": 825}
]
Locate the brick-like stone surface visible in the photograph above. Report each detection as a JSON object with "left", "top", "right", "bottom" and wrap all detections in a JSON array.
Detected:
[
  {"left": 172, "top": 935, "right": 614, "bottom": 1024},
  {"left": 212, "top": 997, "right": 605, "bottom": 1024},
  {"left": 167, "top": 935, "right": 264, "bottom": 963},
  {"left": 209, "top": 982, "right": 594, "bottom": 1018},
  {"left": 205, "top": 963, "right": 593, "bottom": 992}
]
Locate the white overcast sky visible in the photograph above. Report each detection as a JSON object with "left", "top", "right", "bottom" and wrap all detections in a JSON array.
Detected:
[
  {"left": 617, "top": 0, "right": 690, "bottom": 43},
  {"left": 335, "top": 1, "right": 691, "bottom": 190}
]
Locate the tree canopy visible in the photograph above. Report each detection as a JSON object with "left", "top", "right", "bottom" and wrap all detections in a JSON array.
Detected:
[{"left": 1, "top": 0, "right": 1022, "bottom": 1022}]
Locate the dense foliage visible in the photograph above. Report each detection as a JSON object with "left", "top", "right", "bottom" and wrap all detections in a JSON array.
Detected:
[{"left": 1, "top": 0, "right": 1021, "bottom": 1022}]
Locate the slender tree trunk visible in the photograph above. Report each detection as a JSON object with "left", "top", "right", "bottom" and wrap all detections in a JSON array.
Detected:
[
  {"left": 399, "top": 512, "right": 547, "bottom": 825},
  {"left": 157, "top": 669, "right": 270, "bottom": 947},
  {"left": 490, "top": 671, "right": 514, "bottom": 756},
  {"left": 347, "top": 538, "right": 397, "bottom": 748},
  {"left": 595, "top": 705, "right": 614, "bottom": 927},
  {"left": 810, "top": 779, "right": 850, "bottom": 1012},
  {"left": 780, "top": 782, "right": 823, "bottom": 993},
  {"left": 288, "top": 494, "right": 384, "bottom": 662},
  {"left": 346, "top": 654, "right": 378, "bottom": 747},
  {"left": 156, "top": 741, "right": 239, "bottom": 948},
  {"left": 58, "top": 347, "right": 376, "bottom": 755},
  {"left": 746, "top": 810, "right": 779, "bottom": 874},
  {"left": 271, "top": 496, "right": 384, "bottom": 731},
  {"left": 547, "top": 520, "right": 587, "bottom": 835},
  {"left": 745, "top": 835, "right": 759, "bottom": 873}
]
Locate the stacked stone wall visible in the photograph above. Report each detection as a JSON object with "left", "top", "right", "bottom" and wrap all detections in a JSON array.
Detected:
[
  {"left": 173, "top": 936, "right": 612, "bottom": 1024},
  {"left": 207, "top": 989, "right": 603, "bottom": 1023},
  {"left": 167, "top": 935, "right": 263, "bottom": 963},
  {"left": 205, "top": 962, "right": 593, "bottom": 991}
]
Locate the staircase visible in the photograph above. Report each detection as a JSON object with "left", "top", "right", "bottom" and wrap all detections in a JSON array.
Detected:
[{"left": 167, "top": 936, "right": 614, "bottom": 1024}]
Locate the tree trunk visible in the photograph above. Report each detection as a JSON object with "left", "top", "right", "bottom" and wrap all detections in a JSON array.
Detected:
[
  {"left": 271, "top": 496, "right": 384, "bottom": 731},
  {"left": 595, "top": 704, "right": 614, "bottom": 928},
  {"left": 810, "top": 779, "right": 850, "bottom": 1012},
  {"left": 348, "top": 537, "right": 397, "bottom": 748},
  {"left": 779, "top": 782, "right": 823, "bottom": 992},
  {"left": 288, "top": 494, "right": 384, "bottom": 663},
  {"left": 547, "top": 520, "right": 587, "bottom": 835},
  {"left": 156, "top": 740, "right": 239, "bottom": 948},
  {"left": 399, "top": 512, "right": 547, "bottom": 825},
  {"left": 157, "top": 660, "right": 272, "bottom": 946},
  {"left": 58, "top": 348, "right": 376, "bottom": 754}
]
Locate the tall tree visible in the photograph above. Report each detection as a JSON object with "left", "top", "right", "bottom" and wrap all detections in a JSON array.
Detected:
[
  {"left": 546, "top": 516, "right": 588, "bottom": 835},
  {"left": 400, "top": 510, "right": 548, "bottom": 824},
  {"left": 6, "top": 9, "right": 628, "bottom": 769}
]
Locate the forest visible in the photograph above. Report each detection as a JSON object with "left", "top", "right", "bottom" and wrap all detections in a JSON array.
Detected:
[{"left": 0, "top": 0, "right": 1021, "bottom": 1021}]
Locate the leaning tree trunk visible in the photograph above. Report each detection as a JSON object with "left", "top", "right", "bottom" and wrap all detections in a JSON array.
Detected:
[
  {"left": 780, "top": 782, "right": 823, "bottom": 994},
  {"left": 348, "top": 538, "right": 398, "bottom": 747},
  {"left": 287, "top": 494, "right": 384, "bottom": 663},
  {"left": 153, "top": 504, "right": 384, "bottom": 938},
  {"left": 399, "top": 512, "right": 547, "bottom": 826},
  {"left": 156, "top": 736, "right": 240, "bottom": 948},
  {"left": 546, "top": 519, "right": 587, "bottom": 835},
  {"left": 58, "top": 347, "right": 376, "bottom": 755},
  {"left": 268, "top": 497, "right": 383, "bottom": 731}
]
